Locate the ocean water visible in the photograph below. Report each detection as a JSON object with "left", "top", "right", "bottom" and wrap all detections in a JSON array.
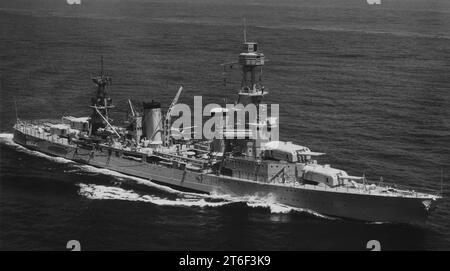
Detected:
[{"left": 0, "top": 0, "right": 449, "bottom": 250}]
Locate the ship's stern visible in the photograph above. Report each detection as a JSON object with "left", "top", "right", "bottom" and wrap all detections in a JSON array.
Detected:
[{"left": 13, "top": 123, "right": 27, "bottom": 146}]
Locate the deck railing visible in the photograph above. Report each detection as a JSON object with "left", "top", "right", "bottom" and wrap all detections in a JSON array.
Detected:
[
  {"left": 263, "top": 174, "right": 438, "bottom": 198},
  {"left": 16, "top": 121, "right": 69, "bottom": 145}
]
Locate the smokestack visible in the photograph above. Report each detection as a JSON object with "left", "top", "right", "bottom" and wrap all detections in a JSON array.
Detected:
[{"left": 142, "top": 100, "right": 162, "bottom": 145}]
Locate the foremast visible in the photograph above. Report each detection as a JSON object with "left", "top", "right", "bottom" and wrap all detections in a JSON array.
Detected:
[{"left": 89, "top": 56, "right": 114, "bottom": 136}]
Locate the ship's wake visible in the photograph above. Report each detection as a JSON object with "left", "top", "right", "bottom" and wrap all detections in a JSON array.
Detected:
[
  {"left": 77, "top": 183, "right": 231, "bottom": 208},
  {"left": 76, "top": 182, "right": 332, "bottom": 219},
  {"left": 0, "top": 132, "right": 333, "bottom": 219},
  {"left": 75, "top": 165, "right": 334, "bottom": 218},
  {"left": 74, "top": 163, "right": 331, "bottom": 217}
]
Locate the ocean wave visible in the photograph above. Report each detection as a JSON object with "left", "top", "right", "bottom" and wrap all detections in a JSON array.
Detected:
[
  {"left": 260, "top": 25, "right": 450, "bottom": 40},
  {"left": 77, "top": 182, "right": 333, "bottom": 219},
  {"left": 72, "top": 164, "right": 197, "bottom": 196},
  {"left": 0, "top": 133, "right": 13, "bottom": 140},
  {"left": 207, "top": 192, "right": 335, "bottom": 218},
  {"left": 246, "top": 198, "right": 334, "bottom": 219},
  {"left": 366, "top": 221, "right": 388, "bottom": 225},
  {"left": 150, "top": 18, "right": 450, "bottom": 40}
]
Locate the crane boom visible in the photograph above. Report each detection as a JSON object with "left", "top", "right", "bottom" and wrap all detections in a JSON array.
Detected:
[{"left": 167, "top": 85, "right": 183, "bottom": 116}]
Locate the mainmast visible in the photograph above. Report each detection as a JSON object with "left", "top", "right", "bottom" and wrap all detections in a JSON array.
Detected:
[{"left": 89, "top": 56, "right": 114, "bottom": 136}]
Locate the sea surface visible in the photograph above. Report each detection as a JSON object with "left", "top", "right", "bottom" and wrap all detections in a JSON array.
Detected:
[{"left": 0, "top": 0, "right": 449, "bottom": 250}]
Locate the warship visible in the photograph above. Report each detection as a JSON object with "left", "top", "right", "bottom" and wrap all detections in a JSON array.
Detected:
[{"left": 13, "top": 39, "right": 442, "bottom": 225}]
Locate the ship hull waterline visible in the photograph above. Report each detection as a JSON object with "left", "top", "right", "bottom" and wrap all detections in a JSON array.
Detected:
[{"left": 13, "top": 129, "right": 438, "bottom": 225}]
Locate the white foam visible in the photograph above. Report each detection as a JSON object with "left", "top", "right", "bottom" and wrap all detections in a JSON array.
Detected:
[
  {"left": 77, "top": 183, "right": 231, "bottom": 208},
  {"left": 77, "top": 182, "right": 333, "bottom": 218},
  {"left": 366, "top": 221, "right": 388, "bottom": 225},
  {"left": 0, "top": 133, "right": 13, "bottom": 140},
  {"left": 240, "top": 193, "right": 334, "bottom": 218},
  {"left": 73, "top": 164, "right": 194, "bottom": 195}
]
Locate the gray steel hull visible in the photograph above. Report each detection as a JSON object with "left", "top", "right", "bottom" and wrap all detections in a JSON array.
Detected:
[{"left": 13, "top": 129, "right": 438, "bottom": 225}]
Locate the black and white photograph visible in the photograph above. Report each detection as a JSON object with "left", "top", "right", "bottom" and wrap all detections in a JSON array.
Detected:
[{"left": 0, "top": 0, "right": 449, "bottom": 252}]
